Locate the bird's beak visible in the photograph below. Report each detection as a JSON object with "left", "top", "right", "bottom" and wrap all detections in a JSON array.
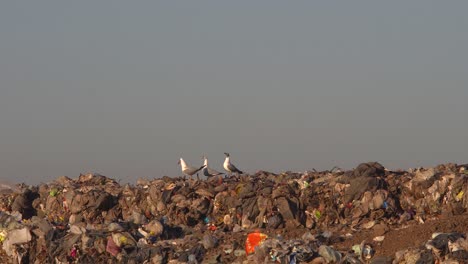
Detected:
[{"left": 177, "top": 160, "right": 180, "bottom": 165}]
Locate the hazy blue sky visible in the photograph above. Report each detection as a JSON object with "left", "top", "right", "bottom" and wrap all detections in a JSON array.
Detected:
[{"left": 1, "top": 1, "right": 467, "bottom": 184}]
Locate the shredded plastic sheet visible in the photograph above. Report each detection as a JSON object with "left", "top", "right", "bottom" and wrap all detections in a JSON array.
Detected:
[{"left": 245, "top": 231, "right": 268, "bottom": 255}]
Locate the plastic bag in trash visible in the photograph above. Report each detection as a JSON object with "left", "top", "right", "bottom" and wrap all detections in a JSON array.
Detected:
[
  {"left": 5, "top": 227, "right": 32, "bottom": 245},
  {"left": 267, "top": 214, "right": 283, "bottom": 229},
  {"left": 144, "top": 220, "right": 164, "bottom": 237},
  {"left": 245, "top": 232, "right": 268, "bottom": 255},
  {"left": 202, "top": 234, "right": 218, "bottom": 249},
  {"left": 318, "top": 245, "right": 341, "bottom": 263},
  {"left": 106, "top": 236, "right": 121, "bottom": 257},
  {"left": 2, "top": 227, "right": 32, "bottom": 257}
]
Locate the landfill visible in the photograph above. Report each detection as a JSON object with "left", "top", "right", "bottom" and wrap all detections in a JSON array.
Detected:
[{"left": 1, "top": 162, "right": 468, "bottom": 263}]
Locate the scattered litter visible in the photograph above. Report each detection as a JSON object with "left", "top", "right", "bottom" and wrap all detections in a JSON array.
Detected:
[{"left": 0, "top": 163, "right": 467, "bottom": 263}]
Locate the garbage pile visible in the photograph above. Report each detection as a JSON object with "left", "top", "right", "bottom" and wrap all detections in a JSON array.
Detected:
[{"left": 1, "top": 162, "right": 467, "bottom": 263}]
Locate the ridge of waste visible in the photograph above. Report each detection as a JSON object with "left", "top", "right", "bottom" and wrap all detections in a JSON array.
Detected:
[{"left": 1, "top": 162, "right": 467, "bottom": 263}]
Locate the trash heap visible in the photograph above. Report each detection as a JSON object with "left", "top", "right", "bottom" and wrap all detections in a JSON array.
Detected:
[{"left": 1, "top": 162, "right": 468, "bottom": 263}]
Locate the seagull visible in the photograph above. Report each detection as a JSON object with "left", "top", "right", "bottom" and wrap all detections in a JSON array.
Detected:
[
  {"left": 223, "top": 152, "right": 243, "bottom": 176},
  {"left": 178, "top": 158, "right": 205, "bottom": 180},
  {"left": 202, "top": 156, "right": 224, "bottom": 178}
]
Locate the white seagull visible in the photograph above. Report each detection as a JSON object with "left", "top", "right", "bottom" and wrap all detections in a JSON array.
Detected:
[
  {"left": 223, "top": 152, "right": 243, "bottom": 176},
  {"left": 202, "top": 156, "right": 224, "bottom": 178},
  {"left": 178, "top": 158, "right": 205, "bottom": 180}
]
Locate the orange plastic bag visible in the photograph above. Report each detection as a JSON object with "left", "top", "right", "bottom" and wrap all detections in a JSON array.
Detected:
[{"left": 245, "top": 232, "right": 268, "bottom": 254}]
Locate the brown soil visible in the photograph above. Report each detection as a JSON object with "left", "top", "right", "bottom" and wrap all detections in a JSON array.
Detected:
[{"left": 335, "top": 213, "right": 468, "bottom": 257}]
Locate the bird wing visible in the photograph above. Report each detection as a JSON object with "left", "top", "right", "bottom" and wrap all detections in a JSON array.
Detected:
[
  {"left": 184, "top": 165, "right": 205, "bottom": 176},
  {"left": 227, "top": 163, "right": 243, "bottom": 174},
  {"left": 207, "top": 167, "right": 224, "bottom": 176}
]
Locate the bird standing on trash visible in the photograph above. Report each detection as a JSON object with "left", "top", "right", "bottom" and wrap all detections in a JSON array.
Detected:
[
  {"left": 178, "top": 158, "right": 205, "bottom": 180},
  {"left": 223, "top": 152, "right": 243, "bottom": 176},
  {"left": 202, "top": 156, "right": 224, "bottom": 178}
]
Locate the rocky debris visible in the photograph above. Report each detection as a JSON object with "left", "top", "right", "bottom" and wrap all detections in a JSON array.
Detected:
[{"left": 0, "top": 162, "right": 467, "bottom": 263}]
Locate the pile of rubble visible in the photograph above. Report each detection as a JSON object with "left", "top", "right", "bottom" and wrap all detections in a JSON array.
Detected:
[{"left": 1, "top": 162, "right": 467, "bottom": 263}]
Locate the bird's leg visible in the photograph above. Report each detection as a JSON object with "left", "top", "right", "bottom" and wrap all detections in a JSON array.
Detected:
[{"left": 196, "top": 173, "right": 200, "bottom": 181}]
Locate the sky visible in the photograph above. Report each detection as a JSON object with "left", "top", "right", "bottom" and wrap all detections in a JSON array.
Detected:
[{"left": 1, "top": 1, "right": 467, "bottom": 184}]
